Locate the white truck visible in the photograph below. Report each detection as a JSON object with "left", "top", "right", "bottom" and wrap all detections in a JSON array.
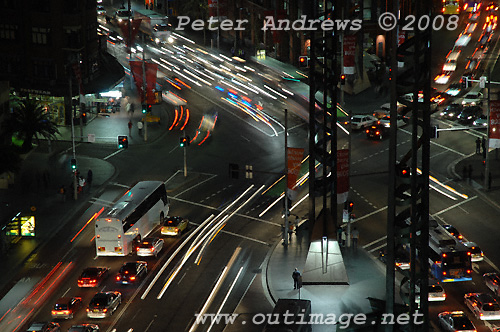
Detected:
[{"left": 134, "top": 9, "right": 171, "bottom": 44}]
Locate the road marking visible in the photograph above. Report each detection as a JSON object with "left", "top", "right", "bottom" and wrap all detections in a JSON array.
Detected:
[
  {"left": 363, "top": 236, "right": 388, "bottom": 249},
  {"left": 400, "top": 128, "right": 467, "bottom": 157},
  {"left": 355, "top": 206, "right": 388, "bottom": 222},
  {"left": 110, "top": 182, "right": 131, "bottom": 189},
  {"left": 432, "top": 195, "right": 477, "bottom": 216},
  {"left": 103, "top": 149, "right": 124, "bottom": 160},
  {"left": 219, "top": 229, "right": 268, "bottom": 245},
  {"left": 173, "top": 174, "right": 218, "bottom": 197},
  {"left": 89, "top": 197, "right": 114, "bottom": 206},
  {"left": 170, "top": 196, "right": 280, "bottom": 226},
  {"left": 368, "top": 243, "right": 387, "bottom": 253},
  {"left": 472, "top": 263, "right": 480, "bottom": 274}
]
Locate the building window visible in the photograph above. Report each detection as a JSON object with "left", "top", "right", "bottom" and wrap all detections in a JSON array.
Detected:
[
  {"left": 33, "top": 59, "right": 56, "bottom": 79},
  {"left": 32, "top": 27, "right": 50, "bottom": 45},
  {"left": 0, "top": 24, "right": 18, "bottom": 40}
]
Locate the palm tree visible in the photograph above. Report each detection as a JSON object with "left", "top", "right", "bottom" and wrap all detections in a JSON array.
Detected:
[{"left": 9, "top": 97, "right": 60, "bottom": 151}]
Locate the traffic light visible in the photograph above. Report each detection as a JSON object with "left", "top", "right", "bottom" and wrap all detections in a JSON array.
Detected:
[
  {"left": 299, "top": 56, "right": 308, "bottom": 68},
  {"left": 147, "top": 104, "right": 152, "bottom": 112},
  {"left": 340, "top": 74, "right": 346, "bottom": 85},
  {"left": 70, "top": 158, "right": 77, "bottom": 171},
  {"left": 81, "top": 112, "right": 87, "bottom": 124},
  {"left": 430, "top": 125, "right": 439, "bottom": 139},
  {"left": 142, "top": 104, "right": 147, "bottom": 114},
  {"left": 347, "top": 201, "right": 354, "bottom": 213},
  {"left": 179, "top": 136, "right": 189, "bottom": 147},
  {"left": 118, "top": 135, "right": 128, "bottom": 148},
  {"left": 461, "top": 76, "right": 469, "bottom": 89},
  {"left": 396, "top": 163, "right": 410, "bottom": 178}
]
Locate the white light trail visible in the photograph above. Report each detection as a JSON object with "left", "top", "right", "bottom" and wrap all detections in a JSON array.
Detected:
[
  {"left": 173, "top": 69, "right": 202, "bottom": 87},
  {"left": 219, "top": 54, "right": 233, "bottom": 62},
  {"left": 264, "top": 85, "right": 288, "bottom": 99},
  {"left": 172, "top": 32, "right": 195, "bottom": 44}
]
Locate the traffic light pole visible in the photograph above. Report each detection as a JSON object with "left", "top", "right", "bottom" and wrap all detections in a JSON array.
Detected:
[
  {"left": 284, "top": 109, "right": 289, "bottom": 247},
  {"left": 68, "top": 68, "right": 77, "bottom": 201},
  {"left": 143, "top": 51, "right": 148, "bottom": 142}
]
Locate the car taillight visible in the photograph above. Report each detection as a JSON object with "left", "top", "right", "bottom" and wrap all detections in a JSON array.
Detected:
[
  {"left": 137, "top": 247, "right": 140, "bottom": 251},
  {"left": 151, "top": 248, "right": 154, "bottom": 252},
  {"left": 87, "top": 308, "right": 89, "bottom": 312},
  {"left": 175, "top": 228, "right": 179, "bottom": 232},
  {"left": 51, "top": 310, "right": 57, "bottom": 315},
  {"left": 443, "top": 271, "right": 447, "bottom": 275},
  {"left": 130, "top": 276, "right": 136, "bottom": 280},
  {"left": 467, "top": 270, "right": 471, "bottom": 274},
  {"left": 376, "top": 131, "right": 380, "bottom": 135},
  {"left": 365, "top": 129, "right": 369, "bottom": 133},
  {"left": 91, "top": 279, "right": 96, "bottom": 284},
  {"left": 116, "top": 276, "right": 120, "bottom": 281},
  {"left": 103, "top": 308, "right": 107, "bottom": 312}
]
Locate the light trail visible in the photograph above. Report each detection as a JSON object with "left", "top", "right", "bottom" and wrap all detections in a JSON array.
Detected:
[{"left": 70, "top": 207, "right": 104, "bottom": 242}]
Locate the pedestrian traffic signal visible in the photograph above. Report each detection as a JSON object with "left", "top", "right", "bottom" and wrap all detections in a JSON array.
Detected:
[
  {"left": 340, "top": 74, "right": 346, "bottom": 85},
  {"left": 396, "top": 163, "right": 410, "bottom": 177},
  {"left": 347, "top": 201, "right": 354, "bottom": 213},
  {"left": 299, "top": 56, "right": 308, "bottom": 67},
  {"left": 81, "top": 112, "right": 87, "bottom": 124},
  {"left": 147, "top": 104, "right": 152, "bottom": 112},
  {"left": 70, "top": 158, "right": 77, "bottom": 170},
  {"left": 142, "top": 104, "right": 147, "bottom": 114},
  {"left": 179, "top": 136, "right": 189, "bottom": 147},
  {"left": 118, "top": 135, "right": 128, "bottom": 148}
]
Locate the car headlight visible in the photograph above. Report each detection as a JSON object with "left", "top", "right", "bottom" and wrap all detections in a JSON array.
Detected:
[
  {"left": 155, "top": 38, "right": 160, "bottom": 43},
  {"left": 449, "top": 113, "right": 454, "bottom": 117}
]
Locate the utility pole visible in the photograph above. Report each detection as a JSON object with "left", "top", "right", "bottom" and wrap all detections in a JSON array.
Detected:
[
  {"left": 143, "top": 48, "right": 148, "bottom": 142},
  {"left": 485, "top": 69, "right": 491, "bottom": 189},
  {"left": 183, "top": 131, "right": 188, "bottom": 177}
]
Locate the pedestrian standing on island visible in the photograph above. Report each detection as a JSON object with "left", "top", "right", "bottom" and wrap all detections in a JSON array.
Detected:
[
  {"left": 294, "top": 215, "right": 300, "bottom": 232},
  {"left": 292, "top": 268, "right": 301, "bottom": 289},
  {"left": 128, "top": 120, "right": 132, "bottom": 136},
  {"left": 351, "top": 227, "right": 359, "bottom": 250},
  {"left": 482, "top": 137, "right": 486, "bottom": 154},
  {"left": 337, "top": 226, "right": 342, "bottom": 242},
  {"left": 468, "top": 165, "right": 473, "bottom": 181},
  {"left": 341, "top": 229, "right": 347, "bottom": 247},
  {"left": 138, "top": 121, "right": 144, "bottom": 136},
  {"left": 288, "top": 223, "right": 294, "bottom": 242},
  {"left": 476, "top": 137, "right": 481, "bottom": 154}
]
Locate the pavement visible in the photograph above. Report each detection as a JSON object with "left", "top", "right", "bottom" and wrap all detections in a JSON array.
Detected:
[{"left": 2, "top": 2, "right": 500, "bottom": 331}]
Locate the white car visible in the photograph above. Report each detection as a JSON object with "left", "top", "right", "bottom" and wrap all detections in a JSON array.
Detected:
[
  {"left": 484, "top": 272, "right": 500, "bottom": 296},
  {"left": 137, "top": 237, "right": 164, "bottom": 257},
  {"left": 462, "top": 92, "right": 483, "bottom": 105},
  {"left": 438, "top": 311, "right": 476, "bottom": 332},
  {"left": 464, "top": 293, "right": 500, "bottom": 320},
  {"left": 349, "top": 115, "right": 378, "bottom": 130},
  {"left": 400, "top": 278, "right": 446, "bottom": 304},
  {"left": 443, "top": 59, "right": 457, "bottom": 72},
  {"left": 379, "top": 115, "right": 408, "bottom": 128}
]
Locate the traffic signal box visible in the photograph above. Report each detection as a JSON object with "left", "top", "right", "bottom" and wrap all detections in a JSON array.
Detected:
[
  {"left": 118, "top": 135, "right": 128, "bottom": 148},
  {"left": 299, "top": 56, "right": 308, "bottom": 68},
  {"left": 70, "top": 158, "right": 77, "bottom": 170},
  {"left": 340, "top": 74, "right": 346, "bottom": 85},
  {"left": 179, "top": 136, "right": 190, "bottom": 147}
]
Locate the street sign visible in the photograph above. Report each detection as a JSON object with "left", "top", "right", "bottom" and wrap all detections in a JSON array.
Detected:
[
  {"left": 480, "top": 76, "right": 486, "bottom": 88},
  {"left": 88, "top": 134, "right": 96, "bottom": 143}
]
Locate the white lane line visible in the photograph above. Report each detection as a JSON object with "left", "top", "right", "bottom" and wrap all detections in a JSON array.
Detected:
[
  {"left": 355, "top": 206, "right": 388, "bottom": 222},
  {"left": 109, "top": 182, "right": 130, "bottom": 188},
  {"left": 432, "top": 195, "right": 477, "bottom": 216},
  {"left": 219, "top": 229, "right": 268, "bottom": 245},
  {"left": 363, "top": 236, "right": 388, "bottom": 249},
  {"left": 103, "top": 149, "right": 124, "bottom": 160},
  {"left": 400, "top": 128, "right": 467, "bottom": 156},
  {"left": 173, "top": 174, "right": 218, "bottom": 197},
  {"left": 368, "top": 243, "right": 387, "bottom": 253},
  {"left": 171, "top": 196, "right": 280, "bottom": 226}
]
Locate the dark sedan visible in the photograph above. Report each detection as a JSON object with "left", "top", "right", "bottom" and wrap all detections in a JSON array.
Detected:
[
  {"left": 457, "top": 106, "right": 483, "bottom": 125},
  {"left": 115, "top": 261, "right": 147, "bottom": 284},
  {"left": 366, "top": 123, "right": 389, "bottom": 140}
]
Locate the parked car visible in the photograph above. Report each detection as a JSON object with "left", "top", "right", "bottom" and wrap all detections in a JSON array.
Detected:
[
  {"left": 116, "top": 261, "right": 147, "bottom": 284},
  {"left": 458, "top": 106, "right": 483, "bottom": 125},
  {"left": 366, "top": 123, "right": 389, "bottom": 140},
  {"left": 51, "top": 297, "right": 82, "bottom": 319},
  {"left": 463, "top": 242, "right": 484, "bottom": 262},
  {"left": 78, "top": 267, "right": 109, "bottom": 287},
  {"left": 462, "top": 91, "right": 483, "bottom": 105},
  {"left": 440, "top": 103, "right": 462, "bottom": 120},
  {"left": 484, "top": 272, "right": 500, "bottom": 296},
  {"left": 86, "top": 291, "right": 122, "bottom": 319},
  {"left": 137, "top": 237, "right": 164, "bottom": 257},
  {"left": 464, "top": 293, "right": 500, "bottom": 320},
  {"left": 438, "top": 311, "right": 476, "bottom": 332},
  {"left": 161, "top": 216, "right": 189, "bottom": 236},
  {"left": 348, "top": 114, "right": 378, "bottom": 130},
  {"left": 68, "top": 324, "right": 99, "bottom": 332}
]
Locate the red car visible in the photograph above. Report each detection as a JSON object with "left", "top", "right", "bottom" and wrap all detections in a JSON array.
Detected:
[{"left": 77, "top": 267, "right": 109, "bottom": 287}]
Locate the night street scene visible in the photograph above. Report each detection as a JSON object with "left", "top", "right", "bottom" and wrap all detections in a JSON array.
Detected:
[{"left": 2, "top": 0, "right": 500, "bottom": 331}]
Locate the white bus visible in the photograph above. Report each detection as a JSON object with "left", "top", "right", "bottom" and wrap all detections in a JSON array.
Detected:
[{"left": 95, "top": 181, "right": 169, "bottom": 256}]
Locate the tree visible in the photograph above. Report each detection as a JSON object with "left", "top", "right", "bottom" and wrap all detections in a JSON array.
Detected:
[{"left": 9, "top": 97, "right": 60, "bottom": 151}]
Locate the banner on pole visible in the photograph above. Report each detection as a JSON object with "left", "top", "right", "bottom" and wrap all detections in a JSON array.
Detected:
[
  {"left": 343, "top": 35, "right": 356, "bottom": 75},
  {"left": 489, "top": 101, "right": 500, "bottom": 148},
  {"left": 337, "top": 149, "right": 349, "bottom": 204},
  {"left": 118, "top": 19, "right": 142, "bottom": 48},
  {"left": 287, "top": 147, "right": 304, "bottom": 191},
  {"left": 145, "top": 62, "right": 158, "bottom": 104}
]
